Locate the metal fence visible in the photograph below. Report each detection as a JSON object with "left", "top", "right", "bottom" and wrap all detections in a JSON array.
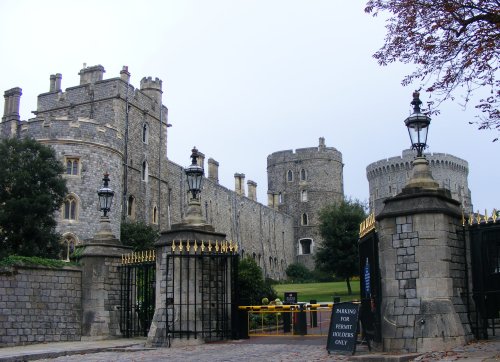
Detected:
[{"left": 119, "top": 251, "right": 156, "bottom": 338}]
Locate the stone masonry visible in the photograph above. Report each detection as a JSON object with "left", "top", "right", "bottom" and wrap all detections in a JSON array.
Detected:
[
  {"left": 0, "top": 265, "right": 82, "bottom": 346},
  {"left": 377, "top": 189, "right": 473, "bottom": 352},
  {"left": 267, "top": 137, "right": 344, "bottom": 269}
]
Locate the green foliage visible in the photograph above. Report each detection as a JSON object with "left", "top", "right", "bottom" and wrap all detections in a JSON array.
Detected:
[
  {"left": 0, "top": 255, "right": 77, "bottom": 268},
  {"left": 315, "top": 198, "right": 366, "bottom": 293},
  {"left": 120, "top": 221, "right": 159, "bottom": 251},
  {"left": 237, "top": 257, "right": 277, "bottom": 305},
  {"left": 0, "top": 138, "right": 67, "bottom": 259},
  {"left": 285, "top": 262, "right": 313, "bottom": 283}
]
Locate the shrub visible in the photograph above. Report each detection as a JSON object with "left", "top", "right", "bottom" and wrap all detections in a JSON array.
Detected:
[
  {"left": 285, "top": 262, "right": 313, "bottom": 283},
  {"left": 237, "top": 257, "right": 277, "bottom": 305}
]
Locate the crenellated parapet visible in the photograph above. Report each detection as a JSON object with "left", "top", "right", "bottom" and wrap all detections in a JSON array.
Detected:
[{"left": 366, "top": 149, "right": 472, "bottom": 215}]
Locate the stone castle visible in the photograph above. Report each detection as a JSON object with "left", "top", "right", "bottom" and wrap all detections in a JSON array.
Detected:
[{"left": 1, "top": 64, "right": 473, "bottom": 277}]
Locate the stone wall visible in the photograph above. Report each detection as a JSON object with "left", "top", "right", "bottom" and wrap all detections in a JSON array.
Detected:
[
  {"left": 0, "top": 265, "right": 82, "bottom": 347},
  {"left": 166, "top": 160, "right": 295, "bottom": 280}
]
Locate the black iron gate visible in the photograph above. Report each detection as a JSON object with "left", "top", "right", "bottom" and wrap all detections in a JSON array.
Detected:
[
  {"left": 165, "top": 241, "right": 239, "bottom": 343},
  {"left": 119, "top": 251, "right": 156, "bottom": 338},
  {"left": 358, "top": 214, "right": 382, "bottom": 343},
  {"left": 467, "top": 213, "right": 500, "bottom": 339}
]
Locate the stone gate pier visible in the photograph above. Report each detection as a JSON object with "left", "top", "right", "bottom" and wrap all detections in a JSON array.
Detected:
[{"left": 376, "top": 177, "right": 474, "bottom": 352}]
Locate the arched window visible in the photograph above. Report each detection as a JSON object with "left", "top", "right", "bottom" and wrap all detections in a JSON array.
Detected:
[
  {"left": 63, "top": 194, "right": 78, "bottom": 221},
  {"left": 287, "top": 170, "right": 293, "bottom": 182},
  {"left": 301, "top": 190, "right": 308, "bottom": 202},
  {"left": 299, "top": 238, "right": 312, "bottom": 255},
  {"left": 128, "top": 195, "right": 136, "bottom": 219},
  {"left": 65, "top": 157, "right": 80, "bottom": 176},
  {"left": 61, "top": 233, "right": 79, "bottom": 261},
  {"left": 300, "top": 168, "right": 307, "bottom": 181},
  {"left": 142, "top": 160, "right": 148, "bottom": 182},
  {"left": 302, "top": 213, "right": 308, "bottom": 225},
  {"left": 152, "top": 206, "right": 158, "bottom": 224},
  {"left": 279, "top": 192, "right": 283, "bottom": 204},
  {"left": 142, "top": 123, "right": 149, "bottom": 144}
]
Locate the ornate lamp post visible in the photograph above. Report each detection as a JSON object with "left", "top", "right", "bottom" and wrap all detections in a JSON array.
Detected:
[
  {"left": 403, "top": 91, "right": 439, "bottom": 190},
  {"left": 182, "top": 147, "right": 207, "bottom": 226},
  {"left": 93, "top": 172, "right": 117, "bottom": 241},
  {"left": 97, "top": 172, "right": 114, "bottom": 217}
]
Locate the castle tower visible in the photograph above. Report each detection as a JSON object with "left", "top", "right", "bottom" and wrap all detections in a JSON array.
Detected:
[
  {"left": 1, "top": 65, "right": 170, "bottom": 247},
  {"left": 267, "top": 137, "right": 344, "bottom": 269},
  {"left": 366, "top": 150, "right": 472, "bottom": 216}
]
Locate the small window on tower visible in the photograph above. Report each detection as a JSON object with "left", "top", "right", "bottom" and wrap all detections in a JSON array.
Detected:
[
  {"left": 142, "top": 123, "right": 149, "bottom": 144},
  {"left": 65, "top": 158, "right": 80, "bottom": 176},
  {"left": 300, "top": 169, "right": 307, "bottom": 181},
  {"left": 287, "top": 170, "right": 293, "bottom": 182}
]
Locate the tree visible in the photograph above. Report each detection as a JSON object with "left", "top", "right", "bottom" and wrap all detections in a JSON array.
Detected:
[
  {"left": 0, "top": 138, "right": 67, "bottom": 259},
  {"left": 285, "top": 262, "right": 313, "bottom": 283},
  {"left": 120, "top": 221, "right": 159, "bottom": 251},
  {"left": 315, "top": 199, "right": 366, "bottom": 295},
  {"left": 365, "top": 0, "right": 500, "bottom": 140},
  {"left": 237, "top": 257, "right": 277, "bottom": 305}
]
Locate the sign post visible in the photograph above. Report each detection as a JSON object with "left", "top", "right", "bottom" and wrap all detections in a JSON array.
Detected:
[
  {"left": 283, "top": 292, "right": 297, "bottom": 333},
  {"left": 326, "top": 302, "right": 360, "bottom": 355}
]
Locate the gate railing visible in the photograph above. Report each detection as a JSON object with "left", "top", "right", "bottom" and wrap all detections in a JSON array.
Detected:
[{"left": 119, "top": 250, "right": 156, "bottom": 338}]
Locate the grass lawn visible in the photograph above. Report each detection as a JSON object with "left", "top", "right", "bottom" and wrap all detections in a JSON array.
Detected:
[{"left": 274, "top": 281, "right": 360, "bottom": 303}]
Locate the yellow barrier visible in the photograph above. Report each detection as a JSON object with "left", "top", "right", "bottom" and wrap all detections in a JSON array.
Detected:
[{"left": 239, "top": 302, "right": 360, "bottom": 337}]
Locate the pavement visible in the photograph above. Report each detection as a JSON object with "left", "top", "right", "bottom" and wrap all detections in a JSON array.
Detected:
[{"left": 0, "top": 335, "right": 498, "bottom": 362}]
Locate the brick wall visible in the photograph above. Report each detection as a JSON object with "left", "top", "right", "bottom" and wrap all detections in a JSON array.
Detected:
[{"left": 0, "top": 265, "right": 82, "bottom": 347}]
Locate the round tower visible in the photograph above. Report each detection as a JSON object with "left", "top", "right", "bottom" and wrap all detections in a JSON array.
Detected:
[
  {"left": 366, "top": 149, "right": 472, "bottom": 216},
  {"left": 140, "top": 76, "right": 163, "bottom": 104},
  {"left": 267, "top": 137, "right": 344, "bottom": 269}
]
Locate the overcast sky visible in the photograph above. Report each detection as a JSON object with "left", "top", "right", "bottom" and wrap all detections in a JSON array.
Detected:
[{"left": 0, "top": 0, "right": 497, "bottom": 213}]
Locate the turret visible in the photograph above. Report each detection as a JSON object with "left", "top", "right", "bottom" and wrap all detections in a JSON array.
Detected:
[{"left": 140, "top": 76, "right": 163, "bottom": 104}]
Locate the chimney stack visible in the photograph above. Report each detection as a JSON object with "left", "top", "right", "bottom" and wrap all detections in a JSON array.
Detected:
[
  {"left": 208, "top": 158, "right": 219, "bottom": 183},
  {"left": 247, "top": 180, "right": 257, "bottom": 201},
  {"left": 55, "top": 73, "right": 62, "bottom": 92},
  {"left": 120, "top": 66, "right": 130, "bottom": 83},
  {"left": 79, "top": 64, "right": 105, "bottom": 85},
  {"left": 2, "top": 87, "right": 22, "bottom": 122},
  {"left": 267, "top": 191, "right": 276, "bottom": 209},
  {"left": 234, "top": 173, "right": 245, "bottom": 196}
]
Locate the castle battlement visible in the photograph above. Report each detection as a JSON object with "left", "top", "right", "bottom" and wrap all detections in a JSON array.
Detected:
[{"left": 366, "top": 150, "right": 469, "bottom": 179}]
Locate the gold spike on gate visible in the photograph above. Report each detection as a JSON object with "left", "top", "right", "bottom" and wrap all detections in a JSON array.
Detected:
[
  {"left": 186, "top": 240, "right": 191, "bottom": 252},
  {"left": 201, "top": 240, "right": 206, "bottom": 252},
  {"left": 208, "top": 240, "right": 213, "bottom": 252},
  {"left": 193, "top": 240, "right": 199, "bottom": 252}
]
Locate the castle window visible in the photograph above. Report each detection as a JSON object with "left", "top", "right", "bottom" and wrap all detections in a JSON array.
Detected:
[
  {"left": 142, "top": 161, "right": 149, "bottom": 182},
  {"left": 152, "top": 206, "right": 158, "bottom": 224},
  {"left": 299, "top": 238, "right": 312, "bottom": 255},
  {"left": 301, "top": 190, "right": 308, "bottom": 202},
  {"left": 63, "top": 194, "right": 78, "bottom": 221},
  {"left": 128, "top": 195, "right": 136, "bottom": 219},
  {"left": 287, "top": 170, "right": 293, "bottom": 182},
  {"left": 301, "top": 213, "right": 308, "bottom": 225},
  {"left": 142, "top": 123, "right": 149, "bottom": 144},
  {"left": 61, "top": 233, "right": 78, "bottom": 261},
  {"left": 65, "top": 157, "right": 80, "bottom": 176},
  {"left": 279, "top": 192, "right": 283, "bottom": 204},
  {"left": 300, "top": 169, "right": 307, "bottom": 181}
]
